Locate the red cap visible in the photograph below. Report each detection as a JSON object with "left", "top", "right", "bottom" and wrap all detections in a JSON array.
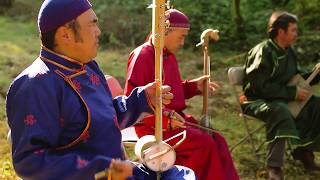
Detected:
[{"left": 166, "top": 9, "right": 190, "bottom": 29}]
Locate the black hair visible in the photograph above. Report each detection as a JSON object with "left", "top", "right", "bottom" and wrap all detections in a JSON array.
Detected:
[
  {"left": 268, "top": 11, "right": 298, "bottom": 39},
  {"left": 40, "top": 19, "right": 82, "bottom": 50},
  {"left": 40, "top": 29, "right": 57, "bottom": 50}
]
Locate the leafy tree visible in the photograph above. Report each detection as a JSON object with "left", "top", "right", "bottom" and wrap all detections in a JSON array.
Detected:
[
  {"left": 0, "top": 0, "right": 14, "bottom": 14},
  {"left": 92, "top": 0, "right": 151, "bottom": 47},
  {"left": 0, "top": 0, "right": 14, "bottom": 7},
  {"left": 233, "top": 0, "right": 247, "bottom": 49},
  {"left": 89, "top": 0, "right": 318, "bottom": 54},
  {"left": 2, "top": 0, "right": 313, "bottom": 54}
]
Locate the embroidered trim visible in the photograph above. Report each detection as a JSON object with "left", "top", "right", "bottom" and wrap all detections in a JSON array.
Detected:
[
  {"left": 40, "top": 56, "right": 85, "bottom": 73},
  {"left": 69, "top": 70, "right": 87, "bottom": 78},
  {"left": 54, "top": 70, "right": 91, "bottom": 150},
  {"left": 168, "top": 26, "right": 190, "bottom": 29},
  {"left": 42, "top": 46, "right": 84, "bottom": 66}
]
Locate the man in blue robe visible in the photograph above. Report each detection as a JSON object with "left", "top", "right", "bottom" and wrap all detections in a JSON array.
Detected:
[{"left": 5, "top": 0, "right": 195, "bottom": 179}]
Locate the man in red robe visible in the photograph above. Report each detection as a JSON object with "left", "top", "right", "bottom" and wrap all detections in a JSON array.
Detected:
[{"left": 124, "top": 8, "right": 239, "bottom": 180}]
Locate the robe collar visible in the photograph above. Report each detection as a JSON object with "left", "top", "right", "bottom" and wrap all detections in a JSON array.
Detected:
[
  {"left": 40, "top": 46, "right": 85, "bottom": 72},
  {"left": 163, "top": 47, "right": 173, "bottom": 59},
  {"left": 146, "top": 38, "right": 173, "bottom": 60},
  {"left": 268, "top": 39, "right": 289, "bottom": 57}
]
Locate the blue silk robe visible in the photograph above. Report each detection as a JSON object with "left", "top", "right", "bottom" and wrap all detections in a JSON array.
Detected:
[{"left": 6, "top": 48, "right": 195, "bottom": 180}]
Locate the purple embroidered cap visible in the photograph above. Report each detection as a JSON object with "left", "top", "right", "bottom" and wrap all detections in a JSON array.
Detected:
[
  {"left": 166, "top": 9, "right": 190, "bottom": 29},
  {"left": 38, "top": 0, "right": 92, "bottom": 33}
]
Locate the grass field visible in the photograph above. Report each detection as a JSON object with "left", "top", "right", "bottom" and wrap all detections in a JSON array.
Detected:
[{"left": 1, "top": 15, "right": 320, "bottom": 180}]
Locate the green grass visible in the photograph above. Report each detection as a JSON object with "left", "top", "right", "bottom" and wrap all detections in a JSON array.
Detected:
[
  {"left": 1, "top": 14, "right": 320, "bottom": 180},
  {"left": 96, "top": 47, "right": 133, "bottom": 86}
]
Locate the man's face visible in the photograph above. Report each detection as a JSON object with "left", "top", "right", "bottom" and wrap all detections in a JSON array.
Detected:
[
  {"left": 281, "top": 22, "right": 298, "bottom": 48},
  {"left": 164, "top": 28, "right": 189, "bottom": 54},
  {"left": 71, "top": 9, "right": 101, "bottom": 63}
]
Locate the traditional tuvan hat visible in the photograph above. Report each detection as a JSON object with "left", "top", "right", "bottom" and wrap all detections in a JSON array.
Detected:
[
  {"left": 38, "top": 0, "right": 92, "bottom": 33},
  {"left": 166, "top": 9, "right": 190, "bottom": 29}
]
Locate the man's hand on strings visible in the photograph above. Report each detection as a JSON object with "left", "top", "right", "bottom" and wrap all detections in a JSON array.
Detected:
[
  {"left": 295, "top": 86, "right": 311, "bottom": 101},
  {"left": 190, "top": 75, "right": 220, "bottom": 95},
  {"left": 164, "top": 111, "right": 186, "bottom": 129},
  {"left": 144, "top": 82, "right": 174, "bottom": 107},
  {"left": 109, "top": 159, "right": 133, "bottom": 180}
]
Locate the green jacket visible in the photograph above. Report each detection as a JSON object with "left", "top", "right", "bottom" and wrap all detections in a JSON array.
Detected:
[
  {"left": 243, "top": 39, "right": 298, "bottom": 101},
  {"left": 242, "top": 39, "right": 320, "bottom": 149}
]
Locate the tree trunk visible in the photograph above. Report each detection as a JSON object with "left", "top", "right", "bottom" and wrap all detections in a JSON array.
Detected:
[
  {"left": 233, "top": 0, "right": 247, "bottom": 49},
  {"left": 0, "top": 0, "right": 14, "bottom": 7}
]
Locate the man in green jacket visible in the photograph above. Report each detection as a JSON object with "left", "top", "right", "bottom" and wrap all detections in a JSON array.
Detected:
[{"left": 242, "top": 11, "right": 320, "bottom": 179}]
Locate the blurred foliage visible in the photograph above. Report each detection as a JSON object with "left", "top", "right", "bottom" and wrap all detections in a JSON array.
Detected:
[
  {"left": 92, "top": 0, "right": 152, "bottom": 48},
  {"left": 0, "top": 0, "right": 40, "bottom": 20},
  {"left": 0, "top": 0, "right": 14, "bottom": 8},
  {"left": 0, "top": 0, "right": 319, "bottom": 63},
  {"left": 90, "top": 0, "right": 319, "bottom": 64},
  {"left": 90, "top": 0, "right": 319, "bottom": 48}
]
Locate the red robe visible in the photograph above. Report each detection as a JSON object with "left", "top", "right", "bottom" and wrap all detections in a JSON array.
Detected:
[{"left": 125, "top": 41, "right": 239, "bottom": 180}]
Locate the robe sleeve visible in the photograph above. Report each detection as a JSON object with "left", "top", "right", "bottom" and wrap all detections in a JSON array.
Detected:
[
  {"left": 113, "top": 87, "right": 153, "bottom": 129},
  {"left": 182, "top": 80, "right": 201, "bottom": 99},
  {"left": 244, "top": 45, "right": 297, "bottom": 100},
  {"left": 125, "top": 47, "right": 154, "bottom": 96},
  {"left": 6, "top": 76, "right": 114, "bottom": 180}
]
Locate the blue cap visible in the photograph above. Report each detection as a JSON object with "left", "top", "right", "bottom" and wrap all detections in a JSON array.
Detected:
[{"left": 38, "top": 0, "right": 92, "bottom": 33}]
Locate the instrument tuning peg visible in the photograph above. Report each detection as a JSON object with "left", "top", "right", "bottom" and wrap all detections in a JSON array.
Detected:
[
  {"left": 147, "top": 3, "right": 154, "bottom": 9},
  {"left": 166, "top": 0, "right": 171, "bottom": 10}
]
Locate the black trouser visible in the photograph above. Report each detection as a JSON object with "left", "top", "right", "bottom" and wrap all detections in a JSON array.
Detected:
[{"left": 266, "top": 138, "right": 286, "bottom": 167}]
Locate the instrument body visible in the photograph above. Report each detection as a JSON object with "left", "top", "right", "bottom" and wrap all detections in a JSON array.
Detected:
[
  {"left": 287, "top": 73, "right": 315, "bottom": 118},
  {"left": 135, "top": 131, "right": 186, "bottom": 172}
]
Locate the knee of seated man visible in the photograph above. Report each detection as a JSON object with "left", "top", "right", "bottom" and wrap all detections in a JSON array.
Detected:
[
  {"left": 186, "top": 128, "right": 214, "bottom": 143},
  {"left": 310, "top": 96, "right": 320, "bottom": 105},
  {"left": 270, "top": 102, "right": 292, "bottom": 118}
]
